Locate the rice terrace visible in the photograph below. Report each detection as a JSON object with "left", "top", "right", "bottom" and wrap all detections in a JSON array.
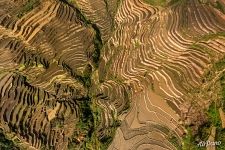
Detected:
[{"left": 1, "top": 0, "right": 225, "bottom": 149}]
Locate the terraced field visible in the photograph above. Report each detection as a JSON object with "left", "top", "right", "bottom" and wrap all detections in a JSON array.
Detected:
[{"left": 1, "top": 0, "right": 225, "bottom": 149}]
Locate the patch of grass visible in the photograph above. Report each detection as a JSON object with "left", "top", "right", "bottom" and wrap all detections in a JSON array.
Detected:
[
  {"left": 34, "top": 95, "right": 38, "bottom": 102},
  {"left": 219, "top": 73, "right": 225, "bottom": 112},
  {"left": 17, "top": 0, "right": 40, "bottom": 18},
  {"left": 91, "top": 103, "right": 102, "bottom": 126},
  {"left": 37, "top": 64, "right": 44, "bottom": 68},
  {"left": 18, "top": 64, "right": 25, "bottom": 71},
  {"left": 207, "top": 102, "right": 221, "bottom": 127},
  {"left": 134, "top": 40, "right": 141, "bottom": 49},
  {"left": 215, "top": 56, "right": 225, "bottom": 71}
]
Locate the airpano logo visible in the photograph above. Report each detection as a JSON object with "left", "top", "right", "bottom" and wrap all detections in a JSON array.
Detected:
[{"left": 197, "top": 141, "right": 221, "bottom": 147}]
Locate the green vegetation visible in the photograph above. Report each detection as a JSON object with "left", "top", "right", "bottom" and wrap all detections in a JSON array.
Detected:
[
  {"left": 216, "top": 128, "right": 225, "bottom": 150},
  {"left": 220, "top": 73, "right": 225, "bottom": 111},
  {"left": 92, "top": 24, "right": 103, "bottom": 68},
  {"left": 50, "top": 118, "right": 64, "bottom": 129},
  {"left": 68, "top": 98, "right": 95, "bottom": 149},
  {"left": 143, "top": 0, "right": 182, "bottom": 6},
  {"left": 17, "top": 0, "right": 40, "bottom": 18},
  {"left": 213, "top": 97, "right": 225, "bottom": 150},
  {"left": 100, "top": 46, "right": 121, "bottom": 83},
  {"left": 198, "top": 0, "right": 208, "bottom": 4},
  {"left": 202, "top": 54, "right": 225, "bottom": 84},
  {"left": 197, "top": 32, "right": 225, "bottom": 42},
  {"left": 34, "top": 95, "right": 38, "bottom": 102},
  {"left": 168, "top": 0, "right": 182, "bottom": 5},
  {"left": 182, "top": 102, "right": 222, "bottom": 150},
  {"left": 190, "top": 44, "right": 215, "bottom": 59},
  {"left": 195, "top": 122, "right": 211, "bottom": 142},
  {"left": 0, "top": 130, "right": 20, "bottom": 150},
  {"left": 134, "top": 40, "right": 141, "bottom": 49},
  {"left": 120, "top": 90, "right": 131, "bottom": 114},
  {"left": 77, "top": 98, "right": 94, "bottom": 132},
  {"left": 213, "top": 1, "right": 225, "bottom": 14},
  {"left": 83, "top": 64, "right": 92, "bottom": 88},
  {"left": 67, "top": 0, "right": 76, "bottom": 3},
  {"left": 182, "top": 128, "right": 205, "bottom": 150},
  {"left": 142, "top": 0, "right": 167, "bottom": 6},
  {"left": 99, "top": 119, "right": 121, "bottom": 150},
  {"left": 186, "top": 66, "right": 225, "bottom": 149},
  {"left": 194, "top": 57, "right": 225, "bottom": 150},
  {"left": 37, "top": 64, "right": 44, "bottom": 68},
  {"left": 168, "top": 133, "right": 181, "bottom": 149},
  {"left": 68, "top": 97, "right": 120, "bottom": 150},
  {"left": 168, "top": 135, "right": 180, "bottom": 149},
  {"left": 18, "top": 64, "right": 25, "bottom": 71},
  {"left": 215, "top": 56, "right": 225, "bottom": 71},
  {"left": 190, "top": 32, "right": 225, "bottom": 60},
  {"left": 205, "top": 58, "right": 225, "bottom": 109},
  {"left": 207, "top": 102, "right": 221, "bottom": 127}
]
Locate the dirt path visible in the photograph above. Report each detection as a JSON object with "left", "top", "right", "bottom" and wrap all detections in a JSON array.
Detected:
[{"left": 219, "top": 108, "right": 225, "bottom": 128}]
